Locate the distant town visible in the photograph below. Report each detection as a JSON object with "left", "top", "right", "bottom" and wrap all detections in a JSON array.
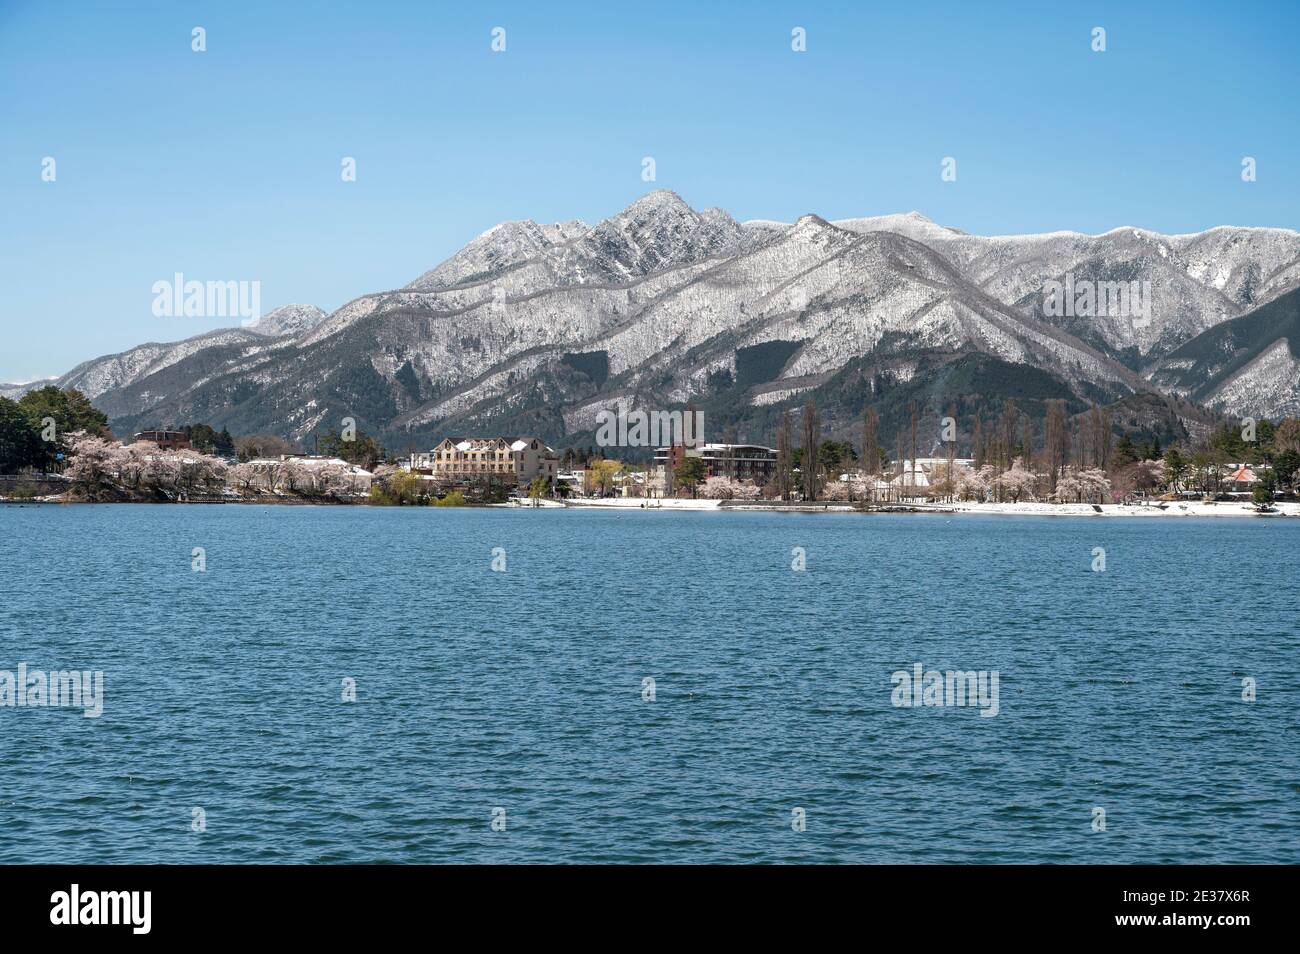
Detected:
[{"left": 2, "top": 385, "right": 1298, "bottom": 517}]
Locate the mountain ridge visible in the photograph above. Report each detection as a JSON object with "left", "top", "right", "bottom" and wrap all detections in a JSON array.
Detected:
[{"left": 23, "top": 192, "right": 1300, "bottom": 449}]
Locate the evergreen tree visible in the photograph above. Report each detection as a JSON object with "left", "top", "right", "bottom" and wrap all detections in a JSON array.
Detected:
[
  {"left": 1114, "top": 433, "right": 1139, "bottom": 468},
  {"left": 0, "top": 397, "right": 46, "bottom": 473},
  {"left": 674, "top": 456, "right": 706, "bottom": 497}
]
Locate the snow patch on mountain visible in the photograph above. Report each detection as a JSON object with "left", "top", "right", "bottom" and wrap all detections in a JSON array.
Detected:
[
  {"left": 407, "top": 218, "right": 589, "bottom": 291},
  {"left": 832, "top": 211, "right": 965, "bottom": 243},
  {"left": 247, "top": 303, "right": 327, "bottom": 337},
  {"left": 58, "top": 328, "right": 266, "bottom": 399},
  {"left": 1207, "top": 339, "right": 1300, "bottom": 418}
]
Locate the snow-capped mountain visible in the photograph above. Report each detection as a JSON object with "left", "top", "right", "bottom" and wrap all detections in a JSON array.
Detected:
[
  {"left": 0, "top": 379, "right": 55, "bottom": 400},
  {"left": 1148, "top": 285, "right": 1300, "bottom": 419},
  {"left": 745, "top": 212, "right": 1300, "bottom": 362},
  {"left": 38, "top": 191, "right": 1300, "bottom": 446},
  {"left": 20, "top": 304, "right": 327, "bottom": 402}
]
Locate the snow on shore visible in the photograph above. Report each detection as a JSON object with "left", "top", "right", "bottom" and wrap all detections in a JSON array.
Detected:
[
  {"left": 565, "top": 497, "right": 723, "bottom": 510},
  {"left": 560, "top": 498, "right": 1299, "bottom": 517},
  {"left": 932, "top": 500, "right": 1300, "bottom": 518}
]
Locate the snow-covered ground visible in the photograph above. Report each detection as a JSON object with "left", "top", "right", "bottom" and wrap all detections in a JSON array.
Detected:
[
  {"left": 565, "top": 497, "right": 723, "bottom": 510},
  {"left": 919, "top": 501, "right": 1300, "bottom": 518},
  {"left": 561, "top": 498, "right": 1299, "bottom": 517}
]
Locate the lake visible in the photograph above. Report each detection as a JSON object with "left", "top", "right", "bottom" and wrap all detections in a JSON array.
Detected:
[{"left": 0, "top": 503, "right": 1296, "bottom": 863}]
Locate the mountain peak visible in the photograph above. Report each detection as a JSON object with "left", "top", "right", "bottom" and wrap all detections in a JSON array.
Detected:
[
  {"left": 794, "top": 213, "right": 830, "bottom": 227},
  {"left": 572, "top": 189, "right": 745, "bottom": 280},
  {"left": 626, "top": 189, "right": 692, "bottom": 213},
  {"left": 407, "top": 217, "right": 588, "bottom": 290},
  {"left": 603, "top": 190, "right": 701, "bottom": 231}
]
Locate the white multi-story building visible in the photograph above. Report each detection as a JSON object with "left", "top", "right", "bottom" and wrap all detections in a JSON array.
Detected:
[{"left": 409, "top": 437, "right": 558, "bottom": 487}]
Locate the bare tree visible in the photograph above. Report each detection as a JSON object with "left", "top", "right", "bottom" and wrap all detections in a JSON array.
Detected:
[
  {"left": 997, "top": 400, "right": 1018, "bottom": 475},
  {"left": 1087, "top": 404, "right": 1113, "bottom": 471},
  {"left": 722, "top": 422, "right": 738, "bottom": 480},
  {"left": 862, "top": 405, "right": 880, "bottom": 475},
  {"left": 1043, "top": 399, "right": 1069, "bottom": 491},
  {"left": 907, "top": 401, "right": 919, "bottom": 496},
  {"left": 944, "top": 402, "right": 957, "bottom": 503},
  {"left": 801, "top": 399, "right": 821, "bottom": 501},
  {"left": 776, "top": 410, "right": 794, "bottom": 500},
  {"left": 894, "top": 426, "right": 906, "bottom": 502},
  {"left": 1102, "top": 407, "right": 1114, "bottom": 470},
  {"left": 236, "top": 433, "right": 299, "bottom": 461}
]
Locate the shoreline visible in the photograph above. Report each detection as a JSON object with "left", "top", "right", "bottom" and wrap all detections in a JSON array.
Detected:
[
  {"left": 556, "top": 498, "right": 1300, "bottom": 518},
  {"left": 5, "top": 495, "right": 1296, "bottom": 519}
]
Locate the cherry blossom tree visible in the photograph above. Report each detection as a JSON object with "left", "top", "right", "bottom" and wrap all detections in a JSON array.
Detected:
[
  {"left": 700, "top": 476, "right": 737, "bottom": 499},
  {"left": 1051, "top": 466, "right": 1112, "bottom": 503},
  {"left": 994, "top": 457, "right": 1038, "bottom": 503},
  {"left": 272, "top": 458, "right": 307, "bottom": 493},
  {"left": 64, "top": 436, "right": 121, "bottom": 497},
  {"left": 842, "top": 472, "right": 873, "bottom": 501},
  {"left": 143, "top": 453, "right": 182, "bottom": 494},
  {"left": 700, "top": 475, "right": 729, "bottom": 499},
  {"left": 172, "top": 450, "right": 227, "bottom": 494},
  {"left": 698, "top": 475, "right": 762, "bottom": 500},
  {"left": 317, "top": 462, "right": 356, "bottom": 497},
  {"left": 1078, "top": 467, "right": 1112, "bottom": 502},
  {"left": 953, "top": 464, "right": 993, "bottom": 502},
  {"left": 117, "top": 440, "right": 160, "bottom": 490},
  {"left": 823, "top": 479, "right": 851, "bottom": 501},
  {"left": 227, "top": 462, "right": 258, "bottom": 493}
]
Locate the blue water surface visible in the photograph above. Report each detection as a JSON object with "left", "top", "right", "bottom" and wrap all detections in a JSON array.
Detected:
[{"left": 0, "top": 503, "right": 1296, "bottom": 863}]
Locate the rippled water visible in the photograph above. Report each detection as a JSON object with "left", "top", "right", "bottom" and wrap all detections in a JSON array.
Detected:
[{"left": 0, "top": 503, "right": 1296, "bottom": 863}]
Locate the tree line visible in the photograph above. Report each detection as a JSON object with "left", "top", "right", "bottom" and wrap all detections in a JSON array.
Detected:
[{"left": 0, "top": 386, "right": 109, "bottom": 473}]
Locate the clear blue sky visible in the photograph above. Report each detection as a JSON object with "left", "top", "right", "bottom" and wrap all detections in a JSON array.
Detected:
[{"left": 2, "top": 0, "right": 1297, "bottom": 382}]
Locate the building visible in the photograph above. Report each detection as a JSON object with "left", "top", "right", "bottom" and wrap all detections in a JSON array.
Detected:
[
  {"left": 410, "top": 437, "right": 559, "bottom": 487},
  {"left": 555, "top": 470, "right": 589, "bottom": 496},
  {"left": 887, "top": 458, "right": 976, "bottom": 497},
  {"left": 134, "top": 429, "right": 190, "bottom": 451},
  {"left": 612, "top": 470, "right": 648, "bottom": 497},
  {"left": 1222, "top": 464, "right": 1258, "bottom": 492},
  {"left": 653, "top": 443, "right": 778, "bottom": 484}
]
